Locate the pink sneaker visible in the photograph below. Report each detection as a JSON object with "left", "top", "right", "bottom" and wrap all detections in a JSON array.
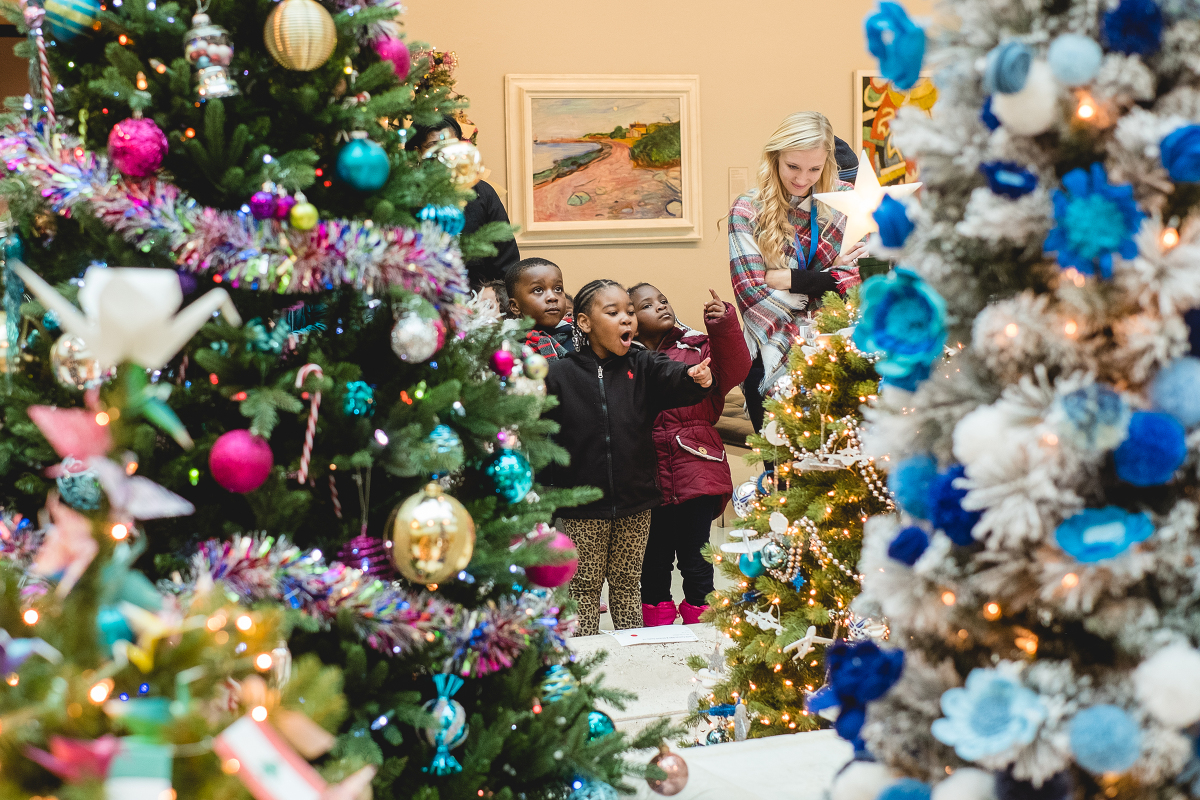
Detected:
[
  {"left": 599, "top": 602, "right": 608, "bottom": 614},
  {"left": 679, "top": 601, "right": 709, "bottom": 625}
]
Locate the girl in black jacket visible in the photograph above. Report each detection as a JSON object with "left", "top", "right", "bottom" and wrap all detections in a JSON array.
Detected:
[{"left": 545, "top": 279, "right": 713, "bottom": 636}]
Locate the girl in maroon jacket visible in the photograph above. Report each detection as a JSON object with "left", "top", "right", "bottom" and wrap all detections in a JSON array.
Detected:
[{"left": 631, "top": 284, "right": 753, "bottom": 625}]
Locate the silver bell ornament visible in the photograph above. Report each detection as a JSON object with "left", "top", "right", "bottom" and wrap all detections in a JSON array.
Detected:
[{"left": 422, "top": 673, "right": 468, "bottom": 775}]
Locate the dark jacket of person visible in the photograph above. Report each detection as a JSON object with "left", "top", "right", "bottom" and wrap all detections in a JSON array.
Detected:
[
  {"left": 645, "top": 303, "right": 752, "bottom": 514},
  {"left": 463, "top": 180, "right": 520, "bottom": 286},
  {"left": 544, "top": 347, "right": 712, "bottom": 519}
]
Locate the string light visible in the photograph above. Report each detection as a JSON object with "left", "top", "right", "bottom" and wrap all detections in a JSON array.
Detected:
[
  {"left": 89, "top": 679, "right": 114, "bottom": 704},
  {"left": 1004, "top": 323, "right": 1019, "bottom": 338},
  {"left": 941, "top": 591, "right": 956, "bottom": 606},
  {"left": 207, "top": 614, "right": 226, "bottom": 631},
  {"left": 222, "top": 758, "right": 240, "bottom": 774},
  {"left": 235, "top": 615, "right": 253, "bottom": 631},
  {"left": 95, "top": 412, "right": 111, "bottom": 426},
  {"left": 22, "top": 609, "right": 38, "bottom": 625},
  {"left": 111, "top": 524, "right": 129, "bottom": 540},
  {"left": 1064, "top": 320, "right": 1078, "bottom": 336},
  {"left": 255, "top": 653, "right": 273, "bottom": 671},
  {"left": 136, "top": 71, "right": 148, "bottom": 91},
  {"left": 251, "top": 705, "right": 268, "bottom": 721},
  {"left": 1076, "top": 97, "right": 1095, "bottom": 119},
  {"left": 982, "top": 602, "right": 1001, "bottom": 620},
  {"left": 1162, "top": 227, "right": 1180, "bottom": 249},
  {"left": 1062, "top": 572, "right": 1079, "bottom": 588}
]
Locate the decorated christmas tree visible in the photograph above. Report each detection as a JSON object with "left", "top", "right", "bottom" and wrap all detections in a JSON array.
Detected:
[
  {"left": 834, "top": 0, "right": 1200, "bottom": 796},
  {"left": 688, "top": 291, "right": 891, "bottom": 742},
  {"left": 0, "top": 1, "right": 680, "bottom": 798}
]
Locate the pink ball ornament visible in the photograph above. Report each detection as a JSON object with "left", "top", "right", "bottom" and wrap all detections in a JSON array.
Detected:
[
  {"left": 524, "top": 530, "right": 579, "bottom": 588},
  {"left": 372, "top": 35, "right": 411, "bottom": 79},
  {"left": 107, "top": 117, "right": 169, "bottom": 178},
  {"left": 274, "top": 194, "right": 297, "bottom": 220},
  {"left": 490, "top": 349, "right": 516, "bottom": 377},
  {"left": 209, "top": 429, "right": 274, "bottom": 493},
  {"left": 249, "top": 191, "right": 277, "bottom": 220}
]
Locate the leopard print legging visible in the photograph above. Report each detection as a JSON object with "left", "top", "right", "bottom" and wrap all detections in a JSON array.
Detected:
[{"left": 562, "top": 511, "right": 652, "bottom": 636}]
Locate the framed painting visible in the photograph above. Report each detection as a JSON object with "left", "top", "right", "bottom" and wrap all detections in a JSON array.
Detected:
[
  {"left": 854, "top": 71, "right": 938, "bottom": 186},
  {"left": 504, "top": 74, "right": 702, "bottom": 246}
]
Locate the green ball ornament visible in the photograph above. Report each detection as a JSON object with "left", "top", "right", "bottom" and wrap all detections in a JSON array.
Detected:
[
  {"left": 587, "top": 710, "right": 616, "bottom": 740},
  {"left": 524, "top": 353, "right": 549, "bottom": 381},
  {"left": 540, "top": 665, "right": 579, "bottom": 704},
  {"left": 484, "top": 449, "right": 533, "bottom": 504},
  {"left": 337, "top": 133, "right": 390, "bottom": 192},
  {"left": 45, "top": 0, "right": 101, "bottom": 41},
  {"left": 290, "top": 200, "right": 319, "bottom": 230}
]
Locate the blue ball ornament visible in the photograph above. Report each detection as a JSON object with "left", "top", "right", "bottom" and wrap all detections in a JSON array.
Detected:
[
  {"left": 1113, "top": 411, "right": 1187, "bottom": 486},
  {"left": 739, "top": 551, "right": 766, "bottom": 578},
  {"left": 587, "top": 710, "right": 616, "bottom": 740},
  {"left": 1069, "top": 704, "right": 1141, "bottom": 774},
  {"left": 984, "top": 40, "right": 1032, "bottom": 94},
  {"left": 541, "top": 664, "right": 580, "bottom": 703},
  {"left": 888, "top": 453, "right": 938, "bottom": 519},
  {"left": 1048, "top": 34, "right": 1103, "bottom": 86},
  {"left": 44, "top": 0, "right": 101, "bottom": 41},
  {"left": 418, "top": 204, "right": 466, "bottom": 236},
  {"left": 878, "top": 779, "right": 932, "bottom": 800},
  {"left": 57, "top": 468, "right": 102, "bottom": 510},
  {"left": 485, "top": 449, "right": 533, "bottom": 503},
  {"left": 887, "top": 525, "right": 930, "bottom": 566},
  {"left": 1150, "top": 357, "right": 1200, "bottom": 428},
  {"left": 874, "top": 195, "right": 914, "bottom": 248},
  {"left": 342, "top": 380, "right": 375, "bottom": 416},
  {"left": 336, "top": 136, "right": 390, "bottom": 192}
]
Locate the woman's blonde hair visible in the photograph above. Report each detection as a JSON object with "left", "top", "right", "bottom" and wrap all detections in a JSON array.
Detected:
[{"left": 751, "top": 111, "right": 838, "bottom": 271}]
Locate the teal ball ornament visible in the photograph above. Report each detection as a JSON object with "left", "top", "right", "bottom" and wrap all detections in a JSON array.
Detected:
[
  {"left": 540, "top": 665, "right": 579, "bottom": 703},
  {"left": 44, "top": 0, "right": 101, "bottom": 41},
  {"left": 587, "top": 710, "right": 616, "bottom": 740},
  {"left": 485, "top": 449, "right": 533, "bottom": 503},
  {"left": 336, "top": 135, "right": 390, "bottom": 192},
  {"left": 421, "top": 694, "right": 468, "bottom": 749},
  {"left": 739, "top": 551, "right": 766, "bottom": 578},
  {"left": 57, "top": 467, "right": 102, "bottom": 510},
  {"left": 760, "top": 541, "right": 786, "bottom": 570}
]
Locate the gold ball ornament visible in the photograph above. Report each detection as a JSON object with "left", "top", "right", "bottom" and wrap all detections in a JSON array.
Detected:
[
  {"left": 388, "top": 482, "right": 476, "bottom": 584},
  {"left": 423, "top": 139, "right": 485, "bottom": 188},
  {"left": 263, "top": 0, "right": 336, "bottom": 72},
  {"left": 290, "top": 200, "right": 319, "bottom": 230}
]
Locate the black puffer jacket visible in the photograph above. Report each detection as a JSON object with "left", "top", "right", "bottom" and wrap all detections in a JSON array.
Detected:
[{"left": 544, "top": 347, "right": 712, "bottom": 519}]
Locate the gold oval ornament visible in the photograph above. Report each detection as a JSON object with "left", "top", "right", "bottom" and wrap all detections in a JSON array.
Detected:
[
  {"left": 388, "top": 482, "right": 476, "bottom": 584},
  {"left": 263, "top": 0, "right": 336, "bottom": 72}
]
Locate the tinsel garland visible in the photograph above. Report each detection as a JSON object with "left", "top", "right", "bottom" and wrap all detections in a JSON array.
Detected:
[
  {"left": 177, "top": 535, "right": 575, "bottom": 677},
  {"left": 0, "top": 125, "right": 471, "bottom": 315}
]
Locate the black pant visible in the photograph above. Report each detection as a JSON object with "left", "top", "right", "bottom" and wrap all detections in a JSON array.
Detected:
[
  {"left": 640, "top": 495, "right": 720, "bottom": 606},
  {"left": 743, "top": 354, "right": 767, "bottom": 434}
]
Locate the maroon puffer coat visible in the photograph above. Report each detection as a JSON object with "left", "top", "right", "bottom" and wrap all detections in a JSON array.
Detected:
[{"left": 650, "top": 303, "right": 752, "bottom": 515}]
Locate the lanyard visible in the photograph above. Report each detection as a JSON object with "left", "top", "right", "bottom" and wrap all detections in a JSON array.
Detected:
[{"left": 793, "top": 197, "right": 820, "bottom": 270}]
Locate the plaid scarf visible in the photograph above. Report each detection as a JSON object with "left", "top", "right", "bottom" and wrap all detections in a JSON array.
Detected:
[
  {"left": 729, "top": 183, "right": 857, "bottom": 390},
  {"left": 524, "top": 319, "right": 575, "bottom": 360}
]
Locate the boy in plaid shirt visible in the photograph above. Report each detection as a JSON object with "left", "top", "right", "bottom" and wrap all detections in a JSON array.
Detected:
[{"left": 506, "top": 258, "right": 575, "bottom": 359}]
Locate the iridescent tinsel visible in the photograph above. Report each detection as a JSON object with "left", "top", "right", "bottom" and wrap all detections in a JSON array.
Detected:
[{"left": 337, "top": 534, "right": 395, "bottom": 580}]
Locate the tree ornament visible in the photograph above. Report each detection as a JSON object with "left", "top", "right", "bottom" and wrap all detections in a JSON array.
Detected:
[
  {"left": 289, "top": 192, "right": 319, "bottom": 230},
  {"left": 990, "top": 60, "right": 1057, "bottom": 137},
  {"left": 387, "top": 482, "right": 475, "bottom": 584},
  {"left": 540, "top": 665, "right": 579, "bottom": 703},
  {"left": 422, "top": 424, "right": 465, "bottom": 473},
  {"left": 587, "top": 710, "right": 615, "bottom": 740},
  {"left": 263, "top": 0, "right": 337, "bottom": 71},
  {"left": 208, "top": 430, "right": 274, "bottom": 493},
  {"left": 342, "top": 380, "right": 375, "bottom": 416},
  {"left": 738, "top": 551, "right": 766, "bottom": 578},
  {"left": 390, "top": 307, "right": 443, "bottom": 362},
  {"left": 760, "top": 541, "right": 786, "bottom": 569},
  {"left": 490, "top": 348, "right": 516, "bottom": 377},
  {"left": 273, "top": 193, "right": 297, "bottom": 221},
  {"left": 814, "top": 150, "right": 921, "bottom": 246},
  {"left": 1113, "top": 411, "right": 1187, "bottom": 485},
  {"left": 107, "top": 117, "right": 168, "bottom": 178},
  {"left": 57, "top": 464, "right": 102, "bottom": 511},
  {"left": 1047, "top": 34, "right": 1103, "bottom": 86},
  {"left": 524, "top": 352, "right": 550, "bottom": 380},
  {"left": 372, "top": 35, "right": 411, "bottom": 78},
  {"left": 337, "top": 132, "right": 391, "bottom": 192},
  {"left": 523, "top": 527, "right": 579, "bottom": 588},
  {"left": 879, "top": 779, "right": 933, "bottom": 800},
  {"left": 50, "top": 334, "right": 111, "bottom": 390},
  {"left": 249, "top": 189, "right": 277, "bottom": 221},
  {"left": 421, "top": 674, "right": 468, "bottom": 775},
  {"left": 646, "top": 747, "right": 689, "bottom": 796},
  {"left": 337, "top": 534, "right": 396, "bottom": 581},
  {"left": 1069, "top": 704, "right": 1141, "bottom": 774},
  {"left": 417, "top": 204, "right": 466, "bottom": 235},
  {"left": 731, "top": 480, "right": 757, "bottom": 518},
  {"left": 484, "top": 449, "right": 533, "bottom": 503},
  {"left": 569, "top": 779, "right": 619, "bottom": 800},
  {"left": 268, "top": 640, "right": 293, "bottom": 690},
  {"left": 43, "top": 0, "right": 100, "bottom": 41},
  {"left": 423, "top": 138, "right": 485, "bottom": 188},
  {"left": 184, "top": 7, "right": 239, "bottom": 99}
]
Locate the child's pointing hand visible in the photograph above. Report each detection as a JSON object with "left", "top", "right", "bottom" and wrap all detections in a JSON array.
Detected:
[{"left": 689, "top": 357, "right": 713, "bottom": 388}]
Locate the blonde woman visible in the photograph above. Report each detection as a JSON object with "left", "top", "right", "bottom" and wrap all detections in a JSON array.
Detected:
[{"left": 729, "top": 111, "right": 865, "bottom": 431}]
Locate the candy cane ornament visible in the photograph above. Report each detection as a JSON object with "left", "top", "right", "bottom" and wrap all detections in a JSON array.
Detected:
[
  {"left": 295, "top": 364, "right": 323, "bottom": 484},
  {"left": 22, "top": 2, "right": 55, "bottom": 130}
]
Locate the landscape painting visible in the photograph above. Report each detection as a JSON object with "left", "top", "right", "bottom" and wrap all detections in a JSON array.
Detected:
[
  {"left": 505, "top": 75, "right": 702, "bottom": 246},
  {"left": 854, "top": 71, "right": 938, "bottom": 186},
  {"left": 530, "top": 97, "right": 683, "bottom": 223}
]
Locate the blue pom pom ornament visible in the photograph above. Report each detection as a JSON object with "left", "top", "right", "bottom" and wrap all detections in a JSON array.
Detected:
[{"left": 1070, "top": 704, "right": 1141, "bottom": 774}]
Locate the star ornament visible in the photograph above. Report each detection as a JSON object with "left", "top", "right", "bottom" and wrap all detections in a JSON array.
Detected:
[{"left": 814, "top": 151, "right": 922, "bottom": 246}]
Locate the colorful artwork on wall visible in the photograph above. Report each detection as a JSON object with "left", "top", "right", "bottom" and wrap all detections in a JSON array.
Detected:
[{"left": 854, "top": 71, "right": 938, "bottom": 186}]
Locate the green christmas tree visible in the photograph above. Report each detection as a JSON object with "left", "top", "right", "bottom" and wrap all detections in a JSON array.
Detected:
[
  {"left": 0, "top": 1, "right": 672, "bottom": 798},
  {"left": 689, "top": 291, "right": 892, "bottom": 740}
]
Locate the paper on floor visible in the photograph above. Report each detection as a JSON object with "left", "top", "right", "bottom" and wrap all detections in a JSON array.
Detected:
[{"left": 600, "top": 626, "right": 700, "bottom": 646}]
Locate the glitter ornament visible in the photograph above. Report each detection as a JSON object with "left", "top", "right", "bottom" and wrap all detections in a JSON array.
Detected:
[
  {"left": 337, "top": 133, "right": 390, "bottom": 192},
  {"left": 490, "top": 348, "right": 516, "bottom": 377},
  {"left": 249, "top": 190, "right": 277, "bottom": 220},
  {"left": 264, "top": 0, "right": 337, "bottom": 71},
  {"left": 569, "top": 779, "right": 619, "bottom": 800},
  {"left": 540, "top": 664, "right": 579, "bottom": 703},
  {"left": 208, "top": 429, "right": 274, "bottom": 493},
  {"left": 289, "top": 195, "right": 319, "bottom": 230},
  {"left": 760, "top": 541, "right": 786, "bottom": 569},
  {"left": 57, "top": 466, "right": 102, "bottom": 510},
  {"left": 484, "top": 449, "right": 533, "bottom": 503},
  {"left": 587, "top": 710, "right": 616, "bottom": 740},
  {"left": 372, "top": 35, "right": 411, "bottom": 79},
  {"left": 423, "top": 138, "right": 485, "bottom": 188},
  {"left": 523, "top": 528, "right": 578, "bottom": 588},
  {"left": 337, "top": 534, "right": 396, "bottom": 581},
  {"left": 391, "top": 309, "right": 443, "bottom": 362},
  {"left": 417, "top": 204, "right": 465, "bottom": 236},
  {"left": 273, "top": 194, "right": 297, "bottom": 221},
  {"left": 342, "top": 380, "right": 375, "bottom": 416},
  {"left": 423, "top": 424, "right": 465, "bottom": 473},
  {"left": 387, "top": 483, "right": 475, "bottom": 584},
  {"left": 107, "top": 117, "right": 168, "bottom": 178},
  {"left": 646, "top": 749, "right": 689, "bottom": 796},
  {"left": 524, "top": 353, "right": 549, "bottom": 380},
  {"left": 50, "top": 334, "right": 111, "bottom": 390},
  {"left": 184, "top": 8, "right": 240, "bottom": 99}
]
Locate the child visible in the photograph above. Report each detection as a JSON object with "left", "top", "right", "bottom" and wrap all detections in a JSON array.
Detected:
[
  {"left": 544, "top": 279, "right": 714, "bottom": 636},
  {"left": 506, "top": 257, "right": 574, "bottom": 359},
  {"left": 631, "top": 284, "right": 752, "bottom": 626}
]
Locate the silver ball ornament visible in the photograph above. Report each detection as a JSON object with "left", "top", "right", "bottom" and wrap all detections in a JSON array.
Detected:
[
  {"left": 390, "top": 311, "right": 442, "bottom": 362},
  {"left": 732, "top": 480, "right": 757, "bottom": 519},
  {"left": 50, "top": 334, "right": 112, "bottom": 390},
  {"left": 760, "top": 541, "right": 786, "bottom": 569}
]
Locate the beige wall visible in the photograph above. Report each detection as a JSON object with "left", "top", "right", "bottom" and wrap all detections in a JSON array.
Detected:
[{"left": 406, "top": 0, "right": 931, "bottom": 329}]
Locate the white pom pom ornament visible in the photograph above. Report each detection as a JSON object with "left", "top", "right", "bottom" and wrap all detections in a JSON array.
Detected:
[
  {"left": 1134, "top": 643, "right": 1200, "bottom": 728},
  {"left": 831, "top": 761, "right": 894, "bottom": 800},
  {"left": 991, "top": 61, "right": 1059, "bottom": 137},
  {"left": 932, "top": 769, "right": 997, "bottom": 800}
]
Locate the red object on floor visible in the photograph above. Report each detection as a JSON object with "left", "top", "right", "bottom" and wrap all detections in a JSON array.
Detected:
[{"left": 679, "top": 601, "right": 708, "bottom": 625}]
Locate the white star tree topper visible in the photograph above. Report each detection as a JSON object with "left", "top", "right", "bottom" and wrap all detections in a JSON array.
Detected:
[{"left": 814, "top": 150, "right": 921, "bottom": 246}]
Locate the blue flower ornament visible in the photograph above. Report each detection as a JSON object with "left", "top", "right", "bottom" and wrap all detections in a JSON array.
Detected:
[
  {"left": 1161, "top": 125, "right": 1200, "bottom": 183},
  {"left": 1055, "top": 506, "right": 1154, "bottom": 562},
  {"left": 1044, "top": 163, "right": 1144, "bottom": 279},
  {"left": 932, "top": 668, "right": 1047, "bottom": 761},
  {"left": 865, "top": 2, "right": 926, "bottom": 91},
  {"left": 852, "top": 268, "right": 948, "bottom": 391}
]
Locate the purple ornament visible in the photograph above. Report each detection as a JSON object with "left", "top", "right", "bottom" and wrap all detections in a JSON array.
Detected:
[
  {"left": 338, "top": 534, "right": 397, "bottom": 580},
  {"left": 250, "top": 191, "right": 278, "bottom": 220},
  {"left": 176, "top": 270, "right": 198, "bottom": 296},
  {"left": 274, "top": 194, "right": 297, "bottom": 220},
  {"left": 107, "top": 116, "right": 168, "bottom": 178},
  {"left": 372, "top": 35, "right": 411, "bottom": 79}
]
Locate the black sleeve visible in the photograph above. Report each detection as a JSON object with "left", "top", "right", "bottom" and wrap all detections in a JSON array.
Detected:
[
  {"left": 639, "top": 350, "right": 712, "bottom": 414},
  {"left": 462, "top": 181, "right": 521, "bottom": 285},
  {"left": 789, "top": 268, "right": 839, "bottom": 298}
]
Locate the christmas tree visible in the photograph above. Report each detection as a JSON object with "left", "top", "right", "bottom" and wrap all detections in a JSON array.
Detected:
[
  {"left": 688, "top": 291, "right": 891, "bottom": 742},
  {"left": 0, "top": 1, "right": 676, "bottom": 798},
  {"left": 838, "top": 0, "right": 1200, "bottom": 796}
]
